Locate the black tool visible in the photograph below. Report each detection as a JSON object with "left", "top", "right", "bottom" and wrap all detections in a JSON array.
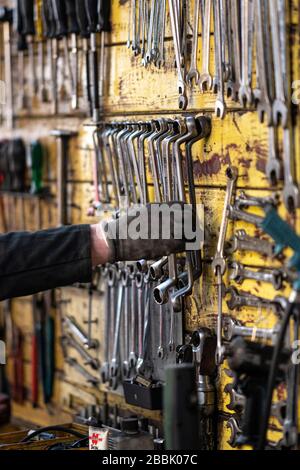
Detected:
[
  {"left": 75, "top": 0, "right": 92, "bottom": 116},
  {"left": 227, "top": 336, "right": 290, "bottom": 448},
  {"left": 19, "top": 0, "right": 37, "bottom": 96},
  {"left": 84, "top": 0, "right": 100, "bottom": 122}
]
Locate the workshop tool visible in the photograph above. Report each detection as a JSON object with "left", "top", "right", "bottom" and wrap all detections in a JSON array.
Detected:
[
  {"left": 62, "top": 334, "right": 100, "bottom": 370},
  {"left": 223, "top": 317, "right": 279, "bottom": 344},
  {"left": 66, "top": 357, "right": 100, "bottom": 385},
  {"left": 0, "top": 6, "right": 13, "bottom": 128},
  {"left": 229, "top": 262, "right": 284, "bottom": 290},
  {"left": 98, "top": 0, "right": 111, "bottom": 99},
  {"left": 83, "top": 284, "right": 98, "bottom": 350},
  {"left": 226, "top": 336, "right": 289, "bottom": 447},
  {"left": 85, "top": 0, "right": 100, "bottom": 122},
  {"left": 226, "top": 286, "right": 287, "bottom": 317},
  {"left": 19, "top": 0, "right": 38, "bottom": 99},
  {"left": 36, "top": 0, "right": 49, "bottom": 103},
  {"left": 42, "top": 0, "right": 58, "bottom": 113},
  {"left": 29, "top": 140, "right": 43, "bottom": 195},
  {"left": 212, "top": 167, "right": 237, "bottom": 365},
  {"left": 11, "top": 324, "right": 25, "bottom": 404},
  {"left": 64, "top": 315, "right": 99, "bottom": 350},
  {"left": 164, "top": 364, "right": 199, "bottom": 450},
  {"left": 51, "top": 0, "right": 73, "bottom": 102},
  {"left": 50, "top": 129, "right": 78, "bottom": 226},
  {"left": 75, "top": 0, "right": 92, "bottom": 116},
  {"left": 226, "top": 229, "right": 275, "bottom": 258},
  {"left": 65, "top": 0, "right": 80, "bottom": 110}
]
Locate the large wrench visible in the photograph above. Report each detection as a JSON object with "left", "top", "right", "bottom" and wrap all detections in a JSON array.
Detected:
[
  {"left": 282, "top": 127, "right": 299, "bottom": 213},
  {"left": 186, "top": 0, "right": 200, "bottom": 87},
  {"left": 212, "top": 167, "right": 238, "bottom": 364},
  {"left": 168, "top": 0, "right": 188, "bottom": 109},
  {"left": 213, "top": 0, "right": 226, "bottom": 118},
  {"left": 230, "top": 262, "right": 283, "bottom": 290},
  {"left": 110, "top": 277, "right": 125, "bottom": 390},
  {"left": 198, "top": 0, "right": 212, "bottom": 91},
  {"left": 269, "top": 0, "right": 288, "bottom": 127},
  {"left": 239, "top": 0, "right": 254, "bottom": 106}
]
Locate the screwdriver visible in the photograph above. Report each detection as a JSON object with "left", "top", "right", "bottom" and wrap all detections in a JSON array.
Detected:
[
  {"left": 36, "top": 0, "right": 49, "bottom": 103},
  {"left": 42, "top": 0, "right": 58, "bottom": 113},
  {"left": 14, "top": 0, "right": 29, "bottom": 110},
  {"left": 84, "top": 0, "right": 100, "bottom": 122},
  {"left": 98, "top": 0, "right": 111, "bottom": 99},
  {"left": 75, "top": 0, "right": 92, "bottom": 117},
  {"left": 65, "top": 0, "right": 80, "bottom": 110},
  {"left": 29, "top": 140, "right": 43, "bottom": 195},
  {"left": 19, "top": 0, "right": 38, "bottom": 97},
  {"left": 51, "top": 0, "right": 72, "bottom": 102}
]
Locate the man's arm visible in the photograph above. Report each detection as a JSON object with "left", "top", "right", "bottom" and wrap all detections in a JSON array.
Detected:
[{"left": 0, "top": 225, "right": 97, "bottom": 301}]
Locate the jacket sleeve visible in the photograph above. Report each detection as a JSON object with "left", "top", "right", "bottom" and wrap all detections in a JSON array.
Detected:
[{"left": 0, "top": 225, "right": 93, "bottom": 301}]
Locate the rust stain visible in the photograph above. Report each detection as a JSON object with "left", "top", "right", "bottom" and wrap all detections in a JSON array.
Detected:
[
  {"left": 238, "top": 157, "right": 252, "bottom": 169},
  {"left": 193, "top": 153, "right": 232, "bottom": 178}
]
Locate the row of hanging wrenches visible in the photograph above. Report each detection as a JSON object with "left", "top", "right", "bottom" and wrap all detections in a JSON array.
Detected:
[
  {"left": 125, "top": 0, "right": 298, "bottom": 209},
  {"left": 11, "top": 1, "right": 111, "bottom": 119},
  {"left": 212, "top": 167, "right": 294, "bottom": 365}
]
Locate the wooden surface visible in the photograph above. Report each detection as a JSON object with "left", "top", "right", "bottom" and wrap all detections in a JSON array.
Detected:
[{"left": 0, "top": 0, "right": 299, "bottom": 450}]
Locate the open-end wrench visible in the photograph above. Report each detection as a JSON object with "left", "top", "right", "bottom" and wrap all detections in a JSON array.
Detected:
[
  {"left": 253, "top": 0, "right": 273, "bottom": 125},
  {"left": 128, "top": 272, "right": 138, "bottom": 373},
  {"left": 64, "top": 315, "right": 98, "bottom": 350},
  {"left": 235, "top": 191, "right": 280, "bottom": 210},
  {"left": 66, "top": 358, "right": 100, "bottom": 386},
  {"left": 62, "top": 334, "right": 100, "bottom": 370},
  {"left": 239, "top": 0, "right": 254, "bottom": 106},
  {"left": 229, "top": 261, "right": 283, "bottom": 290},
  {"left": 213, "top": 0, "right": 226, "bottom": 118},
  {"left": 198, "top": 0, "right": 212, "bottom": 91},
  {"left": 269, "top": 0, "right": 288, "bottom": 127},
  {"left": 227, "top": 0, "right": 241, "bottom": 101},
  {"left": 226, "top": 286, "right": 287, "bottom": 317},
  {"left": 122, "top": 272, "right": 130, "bottom": 378},
  {"left": 102, "top": 127, "right": 121, "bottom": 207},
  {"left": 186, "top": 0, "right": 200, "bottom": 87},
  {"left": 223, "top": 317, "right": 279, "bottom": 343},
  {"left": 122, "top": 124, "right": 138, "bottom": 204},
  {"left": 282, "top": 127, "right": 299, "bottom": 213},
  {"left": 226, "top": 229, "right": 275, "bottom": 257},
  {"left": 266, "top": 126, "right": 283, "bottom": 186},
  {"left": 101, "top": 267, "right": 116, "bottom": 383},
  {"left": 110, "top": 277, "right": 125, "bottom": 390},
  {"left": 144, "top": 0, "right": 156, "bottom": 64},
  {"left": 168, "top": 0, "right": 188, "bottom": 109},
  {"left": 212, "top": 167, "right": 238, "bottom": 364},
  {"left": 228, "top": 204, "right": 264, "bottom": 226},
  {"left": 136, "top": 281, "right": 152, "bottom": 377},
  {"left": 157, "top": 303, "right": 165, "bottom": 359},
  {"left": 156, "top": 0, "right": 166, "bottom": 68}
]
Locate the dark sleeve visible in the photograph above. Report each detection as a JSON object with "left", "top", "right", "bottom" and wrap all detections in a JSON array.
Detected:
[{"left": 0, "top": 225, "right": 92, "bottom": 301}]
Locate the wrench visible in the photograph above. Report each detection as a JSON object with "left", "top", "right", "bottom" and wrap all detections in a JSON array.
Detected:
[
  {"left": 229, "top": 261, "right": 283, "bottom": 290},
  {"left": 253, "top": 0, "right": 273, "bottom": 125},
  {"left": 228, "top": 204, "right": 264, "bottom": 226},
  {"left": 269, "top": 0, "right": 288, "bottom": 127},
  {"left": 226, "top": 229, "right": 275, "bottom": 257},
  {"left": 226, "top": 286, "right": 287, "bottom": 317},
  {"left": 157, "top": 304, "right": 165, "bottom": 359},
  {"left": 265, "top": 126, "right": 283, "bottom": 186},
  {"left": 227, "top": 0, "right": 241, "bottom": 101},
  {"left": 212, "top": 167, "right": 238, "bottom": 364},
  {"left": 110, "top": 278, "right": 125, "bottom": 390},
  {"left": 62, "top": 335, "right": 100, "bottom": 370},
  {"left": 66, "top": 358, "right": 100, "bottom": 386},
  {"left": 223, "top": 317, "right": 279, "bottom": 343},
  {"left": 128, "top": 272, "right": 138, "bottom": 372},
  {"left": 168, "top": 0, "right": 188, "bottom": 109},
  {"left": 186, "top": 0, "right": 200, "bottom": 87},
  {"left": 101, "top": 267, "right": 115, "bottom": 383},
  {"left": 235, "top": 190, "right": 281, "bottom": 209},
  {"left": 122, "top": 272, "right": 130, "bottom": 378},
  {"left": 239, "top": 0, "right": 254, "bottom": 106},
  {"left": 213, "top": 0, "right": 226, "bottom": 118},
  {"left": 282, "top": 127, "right": 299, "bottom": 213},
  {"left": 64, "top": 316, "right": 98, "bottom": 350},
  {"left": 156, "top": 0, "right": 166, "bottom": 68},
  {"left": 198, "top": 0, "right": 212, "bottom": 91}
]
